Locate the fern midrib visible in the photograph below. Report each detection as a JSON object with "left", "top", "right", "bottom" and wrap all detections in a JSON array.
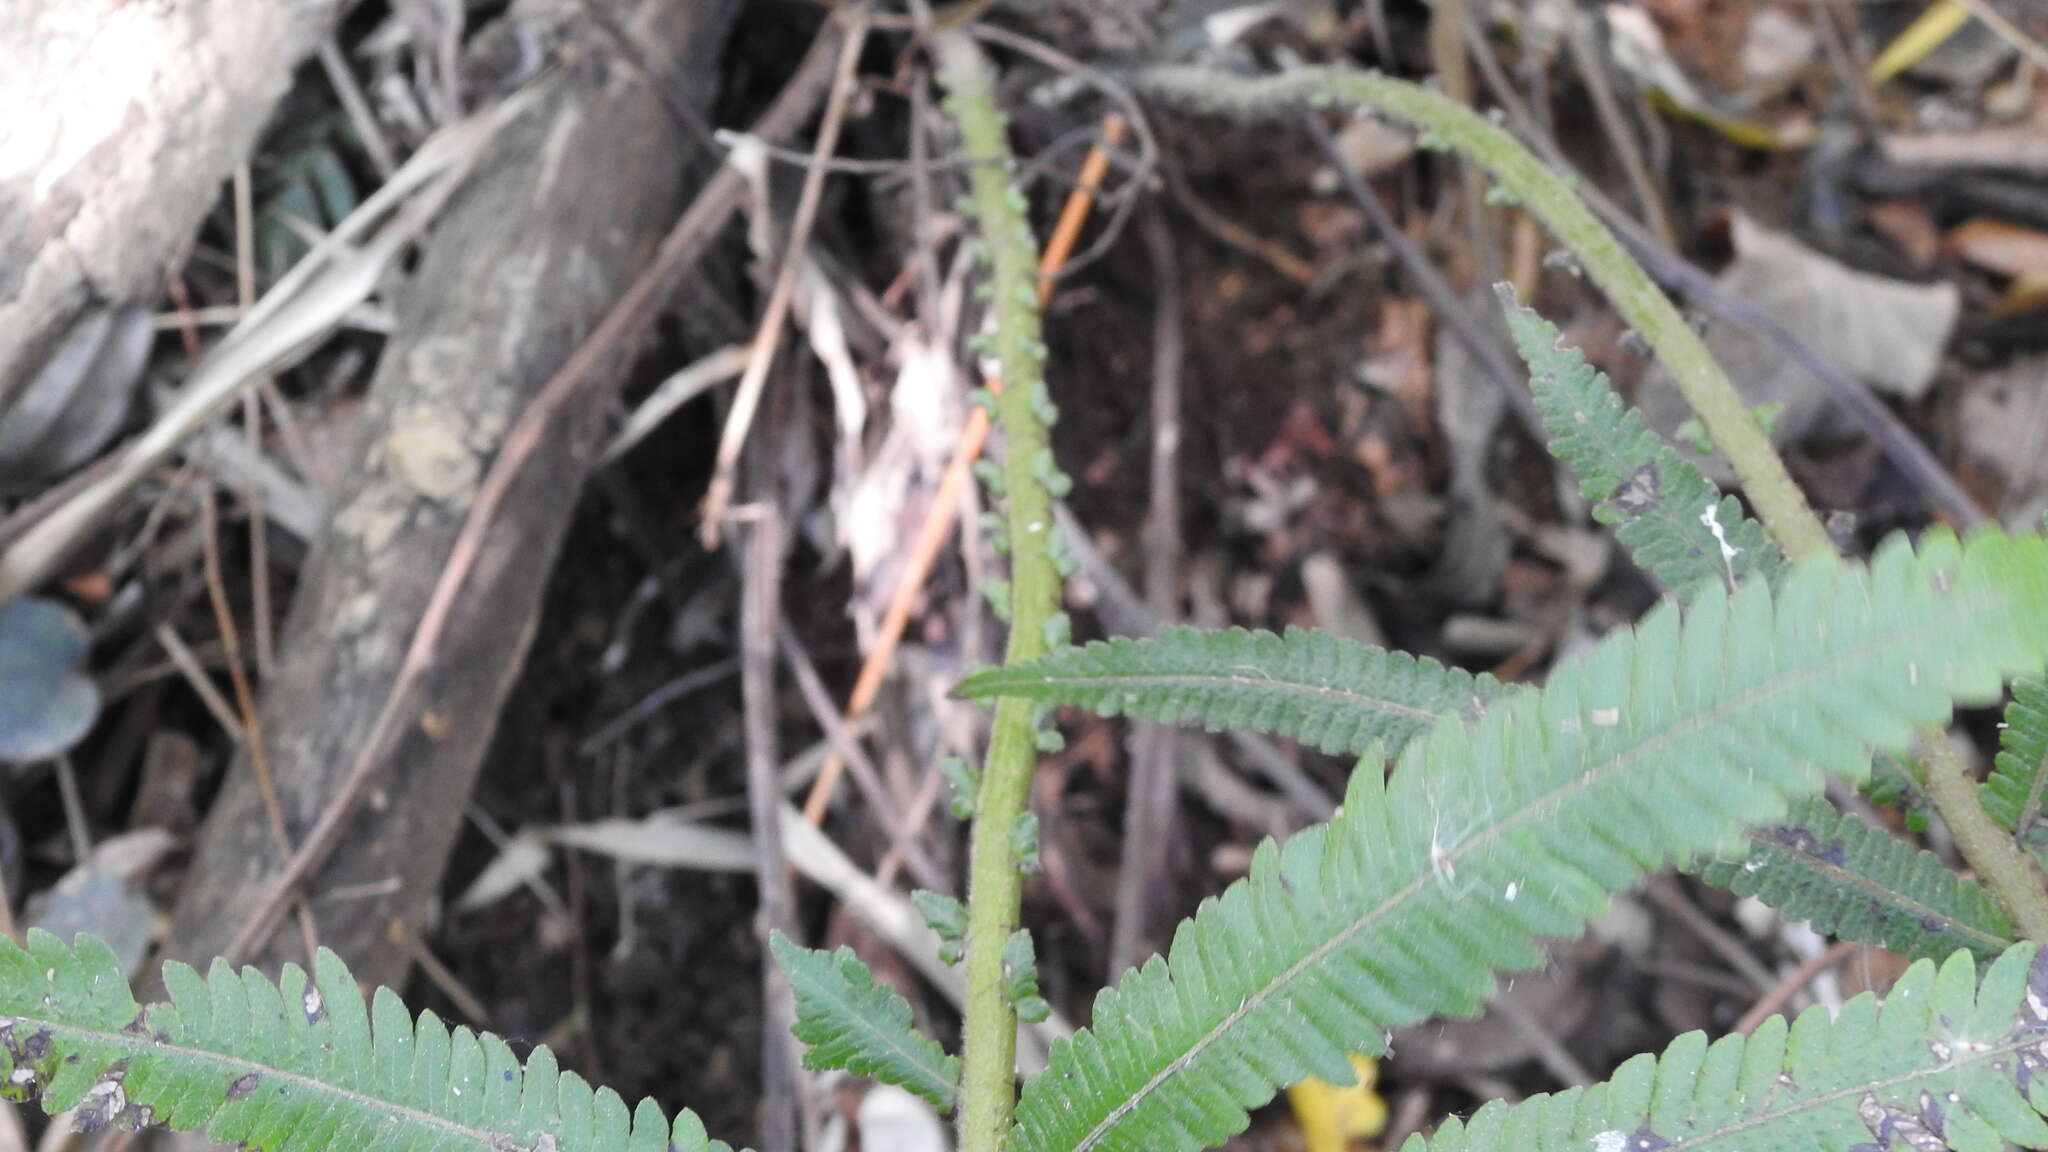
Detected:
[
  {"left": 1742, "top": 827, "right": 2012, "bottom": 953},
  {"left": 15, "top": 1014, "right": 507, "bottom": 1150},
  {"left": 1060, "top": 603, "right": 1981, "bottom": 1152},
  {"left": 1654, "top": 1032, "right": 2035, "bottom": 1152},
  {"left": 999, "top": 671, "right": 1455, "bottom": 726}
]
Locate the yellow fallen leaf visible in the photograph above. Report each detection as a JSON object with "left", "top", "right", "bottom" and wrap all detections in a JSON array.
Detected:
[
  {"left": 1286, "top": 1054, "right": 1387, "bottom": 1152},
  {"left": 1869, "top": 0, "right": 1971, "bottom": 83}
]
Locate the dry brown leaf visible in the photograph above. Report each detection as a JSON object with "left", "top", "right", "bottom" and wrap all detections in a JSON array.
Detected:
[
  {"left": 1640, "top": 213, "right": 1960, "bottom": 460},
  {"left": 1868, "top": 199, "right": 1942, "bottom": 269},
  {"left": 1945, "top": 216, "right": 2048, "bottom": 278}
]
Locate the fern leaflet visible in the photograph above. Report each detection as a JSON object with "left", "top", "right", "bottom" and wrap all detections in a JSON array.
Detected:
[
  {"left": 955, "top": 626, "right": 1501, "bottom": 758},
  {"left": 1501, "top": 293, "right": 1783, "bottom": 594},
  {"left": 1694, "top": 794, "right": 2013, "bottom": 961},
  {"left": 1007, "top": 529, "right": 2048, "bottom": 1152},
  {"left": 1982, "top": 677, "right": 2048, "bottom": 863},
  {"left": 1411, "top": 943, "right": 2048, "bottom": 1151},
  {"left": 0, "top": 931, "right": 745, "bottom": 1152},
  {"left": 770, "top": 932, "right": 960, "bottom": 1110}
]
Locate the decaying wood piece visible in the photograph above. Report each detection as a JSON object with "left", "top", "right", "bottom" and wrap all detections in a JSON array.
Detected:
[
  {"left": 0, "top": 0, "right": 336, "bottom": 419},
  {"left": 162, "top": 0, "right": 739, "bottom": 989}
]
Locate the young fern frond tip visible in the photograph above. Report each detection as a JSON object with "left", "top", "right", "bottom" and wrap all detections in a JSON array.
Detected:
[
  {"left": 1499, "top": 292, "right": 1783, "bottom": 596},
  {"left": 0, "top": 930, "right": 745, "bottom": 1152}
]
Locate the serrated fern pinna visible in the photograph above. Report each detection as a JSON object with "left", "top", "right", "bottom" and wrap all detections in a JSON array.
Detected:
[
  {"left": 0, "top": 931, "right": 744, "bottom": 1152},
  {"left": 993, "top": 529, "right": 2048, "bottom": 1152},
  {"left": 1415, "top": 943, "right": 2048, "bottom": 1152}
]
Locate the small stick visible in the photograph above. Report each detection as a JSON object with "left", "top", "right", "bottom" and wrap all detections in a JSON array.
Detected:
[
  {"left": 739, "top": 506, "right": 803, "bottom": 1152},
  {"left": 1109, "top": 205, "right": 1185, "bottom": 982},
  {"left": 776, "top": 623, "right": 950, "bottom": 892},
  {"left": 700, "top": 9, "right": 873, "bottom": 544},
  {"left": 1734, "top": 938, "right": 1857, "bottom": 1035},
  {"left": 231, "top": 165, "right": 276, "bottom": 680},
  {"left": 799, "top": 113, "right": 1126, "bottom": 828},
  {"left": 201, "top": 488, "right": 321, "bottom": 962}
]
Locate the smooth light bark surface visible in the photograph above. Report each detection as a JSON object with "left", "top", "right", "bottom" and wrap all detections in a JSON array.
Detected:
[{"left": 0, "top": 0, "right": 335, "bottom": 418}]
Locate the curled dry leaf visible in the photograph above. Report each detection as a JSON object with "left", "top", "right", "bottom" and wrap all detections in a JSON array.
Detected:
[{"left": 1640, "top": 213, "right": 1960, "bottom": 461}]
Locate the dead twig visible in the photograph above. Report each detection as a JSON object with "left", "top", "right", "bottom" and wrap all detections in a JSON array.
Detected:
[
  {"left": 738, "top": 506, "right": 803, "bottom": 1152},
  {"left": 700, "top": 8, "right": 873, "bottom": 543},
  {"left": 1109, "top": 205, "right": 1185, "bottom": 982},
  {"left": 776, "top": 623, "right": 949, "bottom": 892},
  {"left": 1734, "top": 938, "right": 1858, "bottom": 1034},
  {"left": 200, "top": 487, "right": 320, "bottom": 963},
  {"left": 1299, "top": 107, "right": 1546, "bottom": 441}
]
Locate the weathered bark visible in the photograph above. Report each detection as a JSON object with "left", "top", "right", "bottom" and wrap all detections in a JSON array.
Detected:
[
  {"left": 162, "top": 0, "right": 741, "bottom": 990},
  {"left": 0, "top": 0, "right": 336, "bottom": 419}
]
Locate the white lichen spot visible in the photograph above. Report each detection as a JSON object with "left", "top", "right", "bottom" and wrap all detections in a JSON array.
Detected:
[
  {"left": 1591, "top": 707, "right": 1620, "bottom": 728},
  {"left": 85, "top": 1079, "right": 126, "bottom": 1113},
  {"left": 1700, "top": 504, "right": 1741, "bottom": 584},
  {"left": 1593, "top": 1130, "right": 1628, "bottom": 1152},
  {"left": 1430, "top": 839, "right": 1457, "bottom": 885},
  {"left": 385, "top": 405, "right": 481, "bottom": 505}
]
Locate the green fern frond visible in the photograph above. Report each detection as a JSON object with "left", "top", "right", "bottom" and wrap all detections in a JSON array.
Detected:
[
  {"left": 0, "top": 931, "right": 744, "bottom": 1152},
  {"left": 1694, "top": 795, "right": 2014, "bottom": 961},
  {"left": 770, "top": 932, "right": 960, "bottom": 1110},
  {"left": 1501, "top": 293, "right": 1783, "bottom": 594},
  {"left": 1409, "top": 942, "right": 2048, "bottom": 1152},
  {"left": 1982, "top": 677, "right": 2048, "bottom": 860},
  {"left": 1008, "top": 529, "right": 2048, "bottom": 1152},
  {"left": 954, "top": 626, "right": 1502, "bottom": 758}
]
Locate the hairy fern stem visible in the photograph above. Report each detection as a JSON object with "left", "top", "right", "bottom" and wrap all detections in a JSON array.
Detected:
[
  {"left": 1140, "top": 62, "right": 2048, "bottom": 943},
  {"left": 936, "top": 32, "right": 1063, "bottom": 1152}
]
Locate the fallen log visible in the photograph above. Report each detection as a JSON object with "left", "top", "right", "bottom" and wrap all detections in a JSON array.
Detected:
[{"left": 161, "top": 0, "right": 742, "bottom": 989}]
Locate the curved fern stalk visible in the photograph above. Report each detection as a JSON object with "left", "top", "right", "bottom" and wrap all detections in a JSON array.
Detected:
[
  {"left": 1411, "top": 942, "right": 2048, "bottom": 1152},
  {"left": 935, "top": 30, "right": 1065, "bottom": 1152},
  {"left": 1695, "top": 795, "right": 2014, "bottom": 961},
  {"left": 1008, "top": 528, "right": 2048, "bottom": 1152},
  {"left": 0, "top": 931, "right": 746, "bottom": 1152},
  {"left": 1982, "top": 677, "right": 2048, "bottom": 864},
  {"left": 1136, "top": 63, "right": 1833, "bottom": 561},
  {"left": 1499, "top": 292, "right": 1783, "bottom": 596},
  {"left": 956, "top": 627, "right": 1503, "bottom": 759}
]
